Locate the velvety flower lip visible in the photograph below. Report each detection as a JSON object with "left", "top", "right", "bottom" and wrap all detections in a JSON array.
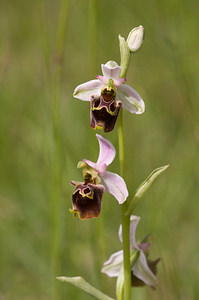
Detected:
[
  {"left": 90, "top": 94, "right": 122, "bottom": 133},
  {"left": 101, "top": 215, "right": 159, "bottom": 288},
  {"left": 83, "top": 134, "right": 128, "bottom": 204},
  {"left": 71, "top": 181, "right": 104, "bottom": 220},
  {"left": 73, "top": 61, "right": 145, "bottom": 114}
]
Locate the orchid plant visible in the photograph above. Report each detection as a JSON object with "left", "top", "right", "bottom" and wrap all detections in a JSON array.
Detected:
[{"left": 57, "top": 25, "right": 169, "bottom": 300}]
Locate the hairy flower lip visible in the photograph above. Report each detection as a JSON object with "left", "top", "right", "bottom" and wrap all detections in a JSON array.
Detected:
[
  {"left": 91, "top": 95, "right": 121, "bottom": 115},
  {"left": 72, "top": 183, "right": 105, "bottom": 220},
  {"left": 72, "top": 185, "right": 94, "bottom": 198},
  {"left": 90, "top": 93, "right": 122, "bottom": 132}
]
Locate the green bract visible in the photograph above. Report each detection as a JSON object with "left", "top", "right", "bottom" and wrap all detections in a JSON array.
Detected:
[
  {"left": 126, "top": 165, "right": 169, "bottom": 216},
  {"left": 56, "top": 276, "right": 114, "bottom": 300}
]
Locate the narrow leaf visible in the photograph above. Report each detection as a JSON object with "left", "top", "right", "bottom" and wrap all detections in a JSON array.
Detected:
[
  {"left": 56, "top": 276, "right": 114, "bottom": 300},
  {"left": 126, "top": 165, "right": 169, "bottom": 216}
]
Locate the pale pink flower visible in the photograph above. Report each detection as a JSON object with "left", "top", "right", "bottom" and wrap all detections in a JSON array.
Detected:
[
  {"left": 101, "top": 215, "right": 159, "bottom": 289},
  {"left": 73, "top": 60, "right": 145, "bottom": 115}
]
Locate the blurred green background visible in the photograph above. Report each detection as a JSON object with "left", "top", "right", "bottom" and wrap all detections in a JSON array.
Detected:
[{"left": 1, "top": 0, "right": 199, "bottom": 299}]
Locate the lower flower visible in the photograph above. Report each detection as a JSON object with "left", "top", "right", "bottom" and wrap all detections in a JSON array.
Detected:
[
  {"left": 101, "top": 215, "right": 160, "bottom": 289},
  {"left": 71, "top": 181, "right": 105, "bottom": 220}
]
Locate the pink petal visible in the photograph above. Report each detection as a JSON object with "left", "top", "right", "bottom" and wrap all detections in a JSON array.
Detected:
[
  {"left": 118, "top": 215, "right": 140, "bottom": 248},
  {"left": 101, "top": 61, "right": 122, "bottom": 81},
  {"left": 101, "top": 250, "right": 123, "bottom": 277},
  {"left": 101, "top": 171, "right": 128, "bottom": 204},
  {"left": 132, "top": 251, "right": 157, "bottom": 287},
  {"left": 82, "top": 159, "right": 96, "bottom": 169},
  {"left": 97, "top": 73, "right": 126, "bottom": 87},
  {"left": 98, "top": 163, "right": 107, "bottom": 176},
  {"left": 96, "top": 75, "right": 107, "bottom": 85},
  {"left": 73, "top": 79, "right": 103, "bottom": 101},
  {"left": 96, "top": 134, "right": 116, "bottom": 172},
  {"left": 114, "top": 77, "right": 127, "bottom": 87},
  {"left": 129, "top": 215, "right": 140, "bottom": 249},
  {"left": 139, "top": 242, "right": 151, "bottom": 252},
  {"left": 117, "top": 84, "right": 145, "bottom": 114}
]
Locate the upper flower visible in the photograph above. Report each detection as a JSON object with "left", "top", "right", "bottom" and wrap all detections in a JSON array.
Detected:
[
  {"left": 101, "top": 215, "right": 160, "bottom": 289},
  {"left": 73, "top": 60, "right": 145, "bottom": 115}
]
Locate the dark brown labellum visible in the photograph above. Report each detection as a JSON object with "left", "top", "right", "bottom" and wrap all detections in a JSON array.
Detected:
[
  {"left": 90, "top": 94, "right": 122, "bottom": 132},
  {"left": 72, "top": 183, "right": 105, "bottom": 220}
]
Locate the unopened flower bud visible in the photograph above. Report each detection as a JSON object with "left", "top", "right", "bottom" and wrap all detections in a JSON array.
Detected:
[{"left": 127, "top": 25, "right": 144, "bottom": 53}]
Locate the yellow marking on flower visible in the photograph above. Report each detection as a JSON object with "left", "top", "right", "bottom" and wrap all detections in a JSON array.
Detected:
[
  {"left": 69, "top": 208, "right": 79, "bottom": 218},
  {"left": 96, "top": 125, "right": 103, "bottom": 130}
]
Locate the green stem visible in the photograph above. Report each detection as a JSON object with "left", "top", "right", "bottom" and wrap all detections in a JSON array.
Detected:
[
  {"left": 88, "top": 0, "right": 98, "bottom": 158},
  {"left": 39, "top": 0, "right": 69, "bottom": 298},
  {"left": 55, "top": 0, "right": 69, "bottom": 69},
  {"left": 51, "top": 0, "right": 69, "bottom": 292},
  {"left": 89, "top": 0, "right": 97, "bottom": 77},
  {"left": 88, "top": 0, "right": 108, "bottom": 292},
  {"left": 117, "top": 112, "right": 131, "bottom": 300},
  {"left": 118, "top": 112, "right": 124, "bottom": 176}
]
